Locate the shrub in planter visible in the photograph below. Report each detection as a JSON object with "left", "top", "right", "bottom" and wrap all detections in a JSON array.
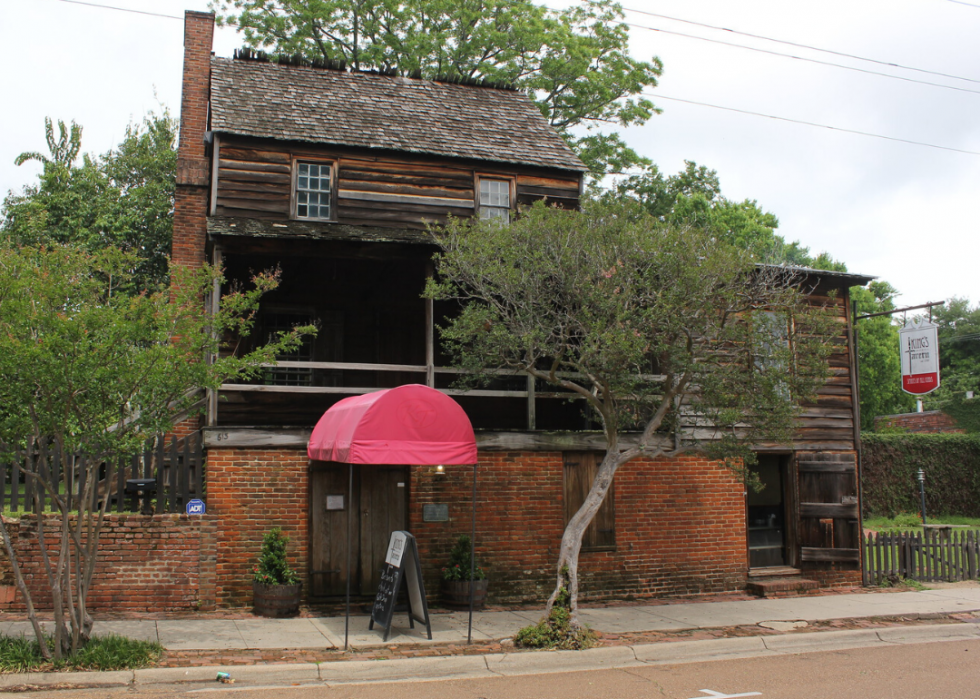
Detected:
[
  {"left": 253, "top": 527, "right": 301, "bottom": 617},
  {"left": 441, "top": 534, "right": 488, "bottom": 609}
]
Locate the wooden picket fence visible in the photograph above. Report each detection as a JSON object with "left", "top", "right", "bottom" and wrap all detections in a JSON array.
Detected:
[
  {"left": 863, "top": 529, "right": 980, "bottom": 585},
  {"left": 0, "top": 433, "right": 203, "bottom": 515}
]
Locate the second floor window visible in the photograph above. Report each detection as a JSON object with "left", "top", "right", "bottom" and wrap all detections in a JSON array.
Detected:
[
  {"left": 479, "top": 178, "right": 511, "bottom": 223},
  {"left": 296, "top": 162, "right": 332, "bottom": 220}
]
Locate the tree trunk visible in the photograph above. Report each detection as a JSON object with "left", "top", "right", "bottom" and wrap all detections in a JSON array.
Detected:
[
  {"left": 0, "top": 516, "right": 51, "bottom": 660},
  {"left": 545, "top": 450, "right": 622, "bottom": 627}
]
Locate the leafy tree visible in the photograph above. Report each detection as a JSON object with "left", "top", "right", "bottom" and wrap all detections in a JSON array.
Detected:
[
  {"left": 606, "top": 161, "right": 846, "bottom": 268},
  {"left": 426, "top": 201, "right": 838, "bottom": 620},
  {"left": 2, "top": 112, "right": 177, "bottom": 292},
  {"left": 212, "top": 0, "right": 662, "bottom": 177},
  {"left": 852, "top": 282, "right": 915, "bottom": 430},
  {"left": 0, "top": 245, "right": 313, "bottom": 660},
  {"left": 924, "top": 297, "right": 980, "bottom": 430}
]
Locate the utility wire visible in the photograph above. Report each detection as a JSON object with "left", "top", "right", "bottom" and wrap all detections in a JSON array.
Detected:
[
  {"left": 646, "top": 92, "right": 980, "bottom": 156},
  {"left": 947, "top": 0, "right": 980, "bottom": 7},
  {"left": 620, "top": 6, "right": 980, "bottom": 86},
  {"left": 623, "top": 19, "right": 980, "bottom": 96},
  {"left": 53, "top": 0, "right": 182, "bottom": 20}
]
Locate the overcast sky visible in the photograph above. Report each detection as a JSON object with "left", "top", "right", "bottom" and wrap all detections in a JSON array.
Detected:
[{"left": 1, "top": 0, "right": 977, "bottom": 308}]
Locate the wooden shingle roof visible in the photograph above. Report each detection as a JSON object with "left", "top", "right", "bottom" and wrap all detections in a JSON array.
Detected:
[{"left": 209, "top": 57, "right": 588, "bottom": 173}]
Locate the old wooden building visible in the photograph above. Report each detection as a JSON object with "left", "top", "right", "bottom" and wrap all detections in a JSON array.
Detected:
[{"left": 173, "top": 11, "right": 873, "bottom": 609}]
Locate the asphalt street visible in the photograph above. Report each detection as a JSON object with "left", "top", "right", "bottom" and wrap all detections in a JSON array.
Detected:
[{"left": 10, "top": 636, "right": 980, "bottom": 699}]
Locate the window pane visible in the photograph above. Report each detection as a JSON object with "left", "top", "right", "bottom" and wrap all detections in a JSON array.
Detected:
[
  {"left": 298, "top": 204, "right": 308, "bottom": 217},
  {"left": 299, "top": 164, "right": 309, "bottom": 175}
]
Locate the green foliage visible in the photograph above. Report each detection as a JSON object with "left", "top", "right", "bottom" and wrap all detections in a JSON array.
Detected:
[
  {"left": 853, "top": 282, "right": 915, "bottom": 430},
  {"left": 427, "top": 200, "right": 836, "bottom": 463},
  {"left": 441, "top": 534, "right": 487, "bottom": 582},
  {"left": 213, "top": 0, "right": 662, "bottom": 178},
  {"left": 0, "top": 245, "right": 312, "bottom": 457},
  {"left": 2, "top": 111, "right": 177, "bottom": 292},
  {"left": 0, "top": 633, "right": 162, "bottom": 672},
  {"left": 862, "top": 434, "right": 980, "bottom": 518},
  {"left": 603, "top": 161, "right": 845, "bottom": 268},
  {"left": 921, "top": 297, "right": 980, "bottom": 430},
  {"left": 0, "top": 244, "right": 313, "bottom": 659},
  {"left": 515, "top": 569, "right": 596, "bottom": 649},
  {"left": 254, "top": 527, "right": 301, "bottom": 585}
]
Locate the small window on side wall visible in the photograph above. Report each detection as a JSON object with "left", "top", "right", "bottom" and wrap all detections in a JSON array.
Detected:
[
  {"left": 295, "top": 161, "right": 333, "bottom": 221},
  {"left": 563, "top": 452, "right": 615, "bottom": 551},
  {"left": 478, "top": 178, "right": 511, "bottom": 223}
]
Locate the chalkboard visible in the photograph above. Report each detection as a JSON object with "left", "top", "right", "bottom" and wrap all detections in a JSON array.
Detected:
[{"left": 368, "top": 531, "right": 432, "bottom": 642}]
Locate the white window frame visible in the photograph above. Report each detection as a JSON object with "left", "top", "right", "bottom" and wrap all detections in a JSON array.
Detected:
[
  {"left": 475, "top": 175, "right": 515, "bottom": 223},
  {"left": 291, "top": 159, "right": 337, "bottom": 222}
]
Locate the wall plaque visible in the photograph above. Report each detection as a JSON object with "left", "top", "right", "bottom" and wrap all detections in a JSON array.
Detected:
[{"left": 423, "top": 503, "right": 449, "bottom": 522}]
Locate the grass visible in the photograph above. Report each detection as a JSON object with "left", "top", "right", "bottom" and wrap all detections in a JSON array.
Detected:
[
  {"left": 863, "top": 513, "right": 980, "bottom": 532},
  {"left": 0, "top": 633, "right": 162, "bottom": 673}
]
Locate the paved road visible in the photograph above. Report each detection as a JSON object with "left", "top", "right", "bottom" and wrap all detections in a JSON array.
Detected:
[{"left": 14, "top": 634, "right": 980, "bottom": 699}]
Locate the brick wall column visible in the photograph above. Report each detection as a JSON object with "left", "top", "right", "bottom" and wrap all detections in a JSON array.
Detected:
[{"left": 173, "top": 10, "right": 214, "bottom": 272}]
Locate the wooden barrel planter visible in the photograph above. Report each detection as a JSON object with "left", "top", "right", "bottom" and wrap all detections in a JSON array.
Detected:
[
  {"left": 253, "top": 582, "right": 302, "bottom": 618},
  {"left": 441, "top": 579, "right": 488, "bottom": 610}
]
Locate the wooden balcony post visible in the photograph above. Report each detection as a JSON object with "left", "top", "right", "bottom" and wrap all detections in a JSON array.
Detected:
[{"left": 425, "top": 260, "right": 435, "bottom": 388}]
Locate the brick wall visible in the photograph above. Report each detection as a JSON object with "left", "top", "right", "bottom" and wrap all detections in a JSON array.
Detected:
[
  {"left": 413, "top": 452, "right": 748, "bottom": 604},
  {"left": 0, "top": 514, "right": 216, "bottom": 612},
  {"left": 206, "top": 448, "right": 310, "bottom": 607},
  {"left": 874, "top": 411, "right": 965, "bottom": 434}
]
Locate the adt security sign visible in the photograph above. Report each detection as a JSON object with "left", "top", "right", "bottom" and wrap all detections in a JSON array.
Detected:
[
  {"left": 900, "top": 320, "right": 940, "bottom": 395},
  {"left": 186, "top": 499, "right": 206, "bottom": 515}
]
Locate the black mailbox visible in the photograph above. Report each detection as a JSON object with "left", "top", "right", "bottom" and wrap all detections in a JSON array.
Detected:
[{"left": 125, "top": 478, "right": 157, "bottom": 494}]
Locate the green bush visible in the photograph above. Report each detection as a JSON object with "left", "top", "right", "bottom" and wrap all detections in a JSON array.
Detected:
[
  {"left": 441, "top": 534, "right": 487, "bottom": 582},
  {"left": 0, "top": 633, "right": 162, "bottom": 672},
  {"left": 253, "top": 527, "right": 300, "bottom": 585},
  {"left": 514, "top": 570, "right": 596, "bottom": 650},
  {"left": 862, "top": 434, "right": 980, "bottom": 517}
]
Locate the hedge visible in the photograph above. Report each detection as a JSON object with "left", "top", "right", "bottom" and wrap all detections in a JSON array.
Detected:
[{"left": 861, "top": 434, "right": 980, "bottom": 518}]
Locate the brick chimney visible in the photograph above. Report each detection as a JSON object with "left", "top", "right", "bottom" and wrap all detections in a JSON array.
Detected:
[{"left": 172, "top": 10, "right": 215, "bottom": 271}]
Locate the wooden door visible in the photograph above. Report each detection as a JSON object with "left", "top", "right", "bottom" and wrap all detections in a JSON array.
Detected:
[
  {"left": 309, "top": 464, "right": 409, "bottom": 598},
  {"left": 797, "top": 454, "right": 860, "bottom": 565}
]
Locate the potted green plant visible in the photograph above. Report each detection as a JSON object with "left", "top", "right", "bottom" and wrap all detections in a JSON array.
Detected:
[
  {"left": 253, "top": 527, "right": 302, "bottom": 617},
  {"left": 440, "top": 534, "right": 488, "bottom": 610}
]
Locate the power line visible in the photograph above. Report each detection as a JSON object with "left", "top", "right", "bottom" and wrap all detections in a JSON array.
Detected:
[
  {"left": 620, "top": 6, "right": 980, "bottom": 86},
  {"left": 622, "top": 19, "right": 980, "bottom": 96},
  {"left": 947, "top": 0, "right": 980, "bottom": 7},
  {"left": 53, "top": 0, "right": 182, "bottom": 20},
  {"left": 646, "top": 92, "right": 980, "bottom": 156}
]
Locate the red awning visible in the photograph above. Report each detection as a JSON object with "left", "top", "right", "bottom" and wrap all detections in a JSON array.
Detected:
[{"left": 307, "top": 384, "right": 477, "bottom": 465}]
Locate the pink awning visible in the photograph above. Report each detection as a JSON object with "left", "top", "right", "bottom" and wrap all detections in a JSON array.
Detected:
[{"left": 307, "top": 384, "right": 477, "bottom": 465}]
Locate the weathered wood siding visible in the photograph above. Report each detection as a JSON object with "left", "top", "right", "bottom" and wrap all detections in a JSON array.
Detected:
[{"left": 213, "top": 136, "right": 582, "bottom": 228}]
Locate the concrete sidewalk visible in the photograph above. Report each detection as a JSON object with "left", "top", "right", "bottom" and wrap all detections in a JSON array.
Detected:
[
  {"left": 3, "top": 584, "right": 980, "bottom": 651},
  {"left": 3, "top": 585, "right": 980, "bottom": 691}
]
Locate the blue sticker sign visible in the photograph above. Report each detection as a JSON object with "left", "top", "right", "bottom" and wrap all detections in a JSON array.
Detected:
[{"left": 186, "top": 499, "right": 206, "bottom": 515}]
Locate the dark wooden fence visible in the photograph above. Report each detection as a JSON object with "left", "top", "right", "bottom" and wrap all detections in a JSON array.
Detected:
[
  {"left": 863, "top": 529, "right": 980, "bottom": 585},
  {"left": 0, "top": 433, "right": 203, "bottom": 515}
]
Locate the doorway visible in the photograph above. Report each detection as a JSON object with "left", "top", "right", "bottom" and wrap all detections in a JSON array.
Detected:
[
  {"left": 309, "top": 464, "right": 409, "bottom": 598},
  {"left": 746, "top": 454, "right": 795, "bottom": 569}
]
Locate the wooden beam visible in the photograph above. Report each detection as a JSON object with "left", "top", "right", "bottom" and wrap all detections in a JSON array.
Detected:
[
  {"left": 800, "top": 503, "right": 859, "bottom": 518},
  {"left": 202, "top": 427, "right": 672, "bottom": 452},
  {"left": 339, "top": 189, "right": 475, "bottom": 208},
  {"left": 801, "top": 547, "right": 860, "bottom": 562}
]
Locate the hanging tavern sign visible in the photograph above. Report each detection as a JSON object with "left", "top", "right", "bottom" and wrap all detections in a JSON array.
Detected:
[{"left": 900, "top": 319, "right": 940, "bottom": 395}]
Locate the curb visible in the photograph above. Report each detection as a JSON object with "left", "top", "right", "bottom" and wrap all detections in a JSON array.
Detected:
[{"left": 2, "top": 623, "right": 979, "bottom": 690}]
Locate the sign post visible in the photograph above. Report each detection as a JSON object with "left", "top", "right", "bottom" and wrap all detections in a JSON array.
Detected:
[
  {"left": 368, "top": 531, "right": 432, "bottom": 642},
  {"left": 900, "top": 319, "right": 940, "bottom": 395}
]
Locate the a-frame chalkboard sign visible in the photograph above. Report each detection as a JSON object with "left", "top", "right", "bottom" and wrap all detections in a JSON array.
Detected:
[{"left": 369, "top": 531, "right": 432, "bottom": 642}]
